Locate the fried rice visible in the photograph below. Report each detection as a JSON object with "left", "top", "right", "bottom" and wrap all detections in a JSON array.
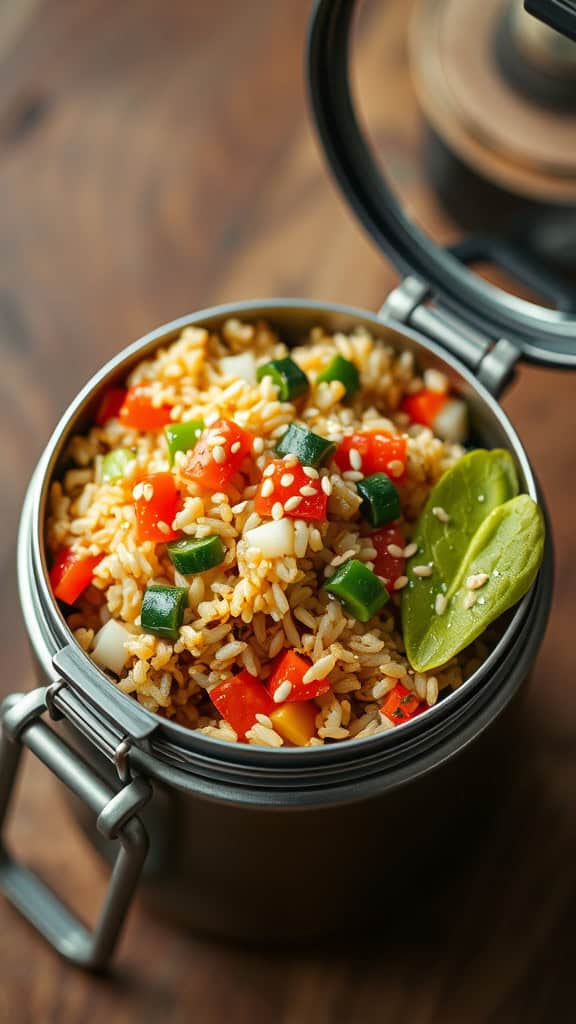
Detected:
[{"left": 45, "top": 318, "right": 488, "bottom": 747}]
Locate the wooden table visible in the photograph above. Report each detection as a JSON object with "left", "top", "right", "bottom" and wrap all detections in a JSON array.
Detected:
[{"left": 1, "top": 1, "right": 575, "bottom": 1020}]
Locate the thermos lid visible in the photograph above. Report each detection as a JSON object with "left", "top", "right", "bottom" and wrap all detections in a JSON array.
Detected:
[{"left": 307, "top": 0, "right": 576, "bottom": 369}]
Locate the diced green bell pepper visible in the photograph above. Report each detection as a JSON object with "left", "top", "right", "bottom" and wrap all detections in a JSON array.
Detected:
[
  {"left": 141, "top": 584, "right": 188, "bottom": 640},
  {"left": 101, "top": 448, "right": 136, "bottom": 483},
  {"left": 275, "top": 423, "right": 336, "bottom": 468},
  {"left": 166, "top": 535, "right": 225, "bottom": 574},
  {"left": 357, "top": 473, "right": 401, "bottom": 527},
  {"left": 325, "top": 559, "right": 389, "bottom": 622},
  {"left": 256, "top": 358, "right": 309, "bottom": 402},
  {"left": 317, "top": 354, "right": 360, "bottom": 398},
  {"left": 164, "top": 420, "right": 205, "bottom": 465}
]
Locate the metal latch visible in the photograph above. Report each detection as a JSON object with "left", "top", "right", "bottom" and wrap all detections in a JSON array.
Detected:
[
  {"left": 381, "top": 276, "right": 521, "bottom": 397},
  {"left": 0, "top": 688, "right": 151, "bottom": 970},
  {"left": 51, "top": 644, "right": 159, "bottom": 781}
]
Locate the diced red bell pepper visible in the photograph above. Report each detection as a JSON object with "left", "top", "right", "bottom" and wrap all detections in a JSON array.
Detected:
[
  {"left": 255, "top": 460, "right": 328, "bottom": 522},
  {"left": 95, "top": 388, "right": 127, "bottom": 426},
  {"left": 134, "top": 472, "right": 181, "bottom": 542},
  {"left": 372, "top": 525, "right": 406, "bottom": 593},
  {"left": 267, "top": 649, "right": 331, "bottom": 702},
  {"left": 381, "top": 683, "right": 422, "bottom": 725},
  {"left": 119, "top": 385, "right": 173, "bottom": 431},
  {"left": 182, "top": 418, "right": 253, "bottom": 491},
  {"left": 210, "top": 671, "right": 275, "bottom": 739},
  {"left": 49, "top": 547, "right": 104, "bottom": 605},
  {"left": 334, "top": 431, "right": 407, "bottom": 480},
  {"left": 401, "top": 390, "right": 449, "bottom": 430}
]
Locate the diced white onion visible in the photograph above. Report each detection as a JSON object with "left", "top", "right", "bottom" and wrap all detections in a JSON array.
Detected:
[
  {"left": 244, "top": 518, "right": 295, "bottom": 558},
  {"left": 92, "top": 619, "right": 133, "bottom": 676},
  {"left": 220, "top": 352, "right": 256, "bottom": 383},
  {"left": 423, "top": 368, "right": 449, "bottom": 394},
  {"left": 433, "top": 398, "right": 468, "bottom": 444}
]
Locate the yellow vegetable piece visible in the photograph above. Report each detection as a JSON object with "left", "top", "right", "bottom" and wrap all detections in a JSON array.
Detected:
[{"left": 270, "top": 701, "right": 317, "bottom": 747}]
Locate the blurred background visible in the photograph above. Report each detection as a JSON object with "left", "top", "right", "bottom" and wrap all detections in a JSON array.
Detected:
[{"left": 1, "top": 1, "right": 576, "bottom": 1020}]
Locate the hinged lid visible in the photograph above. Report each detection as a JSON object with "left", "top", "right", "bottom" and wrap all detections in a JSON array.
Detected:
[{"left": 307, "top": 0, "right": 576, "bottom": 370}]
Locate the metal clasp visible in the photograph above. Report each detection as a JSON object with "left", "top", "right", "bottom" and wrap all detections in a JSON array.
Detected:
[
  {"left": 381, "top": 276, "right": 521, "bottom": 397},
  {"left": 0, "top": 688, "right": 151, "bottom": 971}
]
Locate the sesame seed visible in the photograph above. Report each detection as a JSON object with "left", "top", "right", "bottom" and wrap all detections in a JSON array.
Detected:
[
  {"left": 142, "top": 483, "right": 154, "bottom": 502},
  {"left": 260, "top": 478, "right": 275, "bottom": 498},
  {"left": 388, "top": 460, "right": 404, "bottom": 478},
  {"left": 280, "top": 473, "right": 295, "bottom": 488},
  {"left": 157, "top": 520, "right": 171, "bottom": 535},
  {"left": 132, "top": 482, "right": 144, "bottom": 501},
  {"left": 209, "top": 434, "right": 227, "bottom": 446},
  {"left": 387, "top": 544, "right": 404, "bottom": 558},
  {"left": 349, "top": 448, "right": 362, "bottom": 471},
  {"left": 212, "top": 492, "right": 227, "bottom": 504},
  {"left": 435, "top": 593, "right": 447, "bottom": 615},
  {"left": 271, "top": 502, "right": 284, "bottom": 520},
  {"left": 284, "top": 495, "right": 303, "bottom": 512},
  {"left": 230, "top": 441, "right": 241, "bottom": 454},
  {"left": 331, "top": 548, "right": 356, "bottom": 567},
  {"left": 282, "top": 454, "right": 299, "bottom": 465},
  {"left": 464, "top": 591, "right": 477, "bottom": 610},
  {"left": 477, "top": 495, "right": 485, "bottom": 503},
  {"left": 466, "top": 572, "right": 489, "bottom": 591},
  {"left": 342, "top": 470, "right": 364, "bottom": 482},
  {"left": 212, "top": 445, "right": 226, "bottom": 464},
  {"left": 403, "top": 542, "right": 418, "bottom": 558},
  {"left": 263, "top": 464, "right": 275, "bottom": 478},
  {"left": 393, "top": 575, "right": 409, "bottom": 590},
  {"left": 231, "top": 500, "right": 248, "bottom": 514},
  {"left": 255, "top": 713, "right": 273, "bottom": 727},
  {"left": 252, "top": 437, "right": 265, "bottom": 454},
  {"left": 273, "top": 680, "right": 292, "bottom": 702},
  {"left": 299, "top": 485, "right": 318, "bottom": 497},
  {"left": 302, "top": 467, "right": 319, "bottom": 479},
  {"left": 321, "top": 476, "right": 332, "bottom": 496},
  {"left": 493, "top": 569, "right": 500, "bottom": 577},
  {"left": 432, "top": 506, "right": 450, "bottom": 523},
  {"left": 413, "top": 564, "right": 433, "bottom": 577}
]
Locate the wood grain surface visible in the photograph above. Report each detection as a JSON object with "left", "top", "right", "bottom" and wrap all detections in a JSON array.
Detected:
[{"left": 1, "top": 1, "right": 575, "bottom": 1021}]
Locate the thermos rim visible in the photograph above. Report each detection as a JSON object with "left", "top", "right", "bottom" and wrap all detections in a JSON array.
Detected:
[{"left": 17, "top": 298, "right": 553, "bottom": 801}]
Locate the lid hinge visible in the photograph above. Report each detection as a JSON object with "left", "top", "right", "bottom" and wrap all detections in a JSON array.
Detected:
[{"left": 381, "top": 276, "right": 521, "bottom": 397}]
